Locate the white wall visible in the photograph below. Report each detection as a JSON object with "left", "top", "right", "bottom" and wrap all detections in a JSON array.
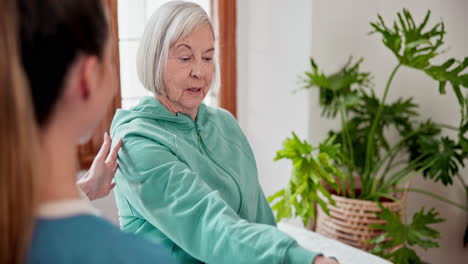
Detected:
[
  {"left": 237, "top": 0, "right": 313, "bottom": 197},
  {"left": 309, "top": 0, "right": 468, "bottom": 263},
  {"left": 94, "top": 0, "right": 468, "bottom": 262}
]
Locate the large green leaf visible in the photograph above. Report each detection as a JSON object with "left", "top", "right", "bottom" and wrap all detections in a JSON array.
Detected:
[
  {"left": 370, "top": 9, "right": 445, "bottom": 70},
  {"left": 371, "top": 8, "right": 468, "bottom": 112},
  {"left": 370, "top": 205, "right": 444, "bottom": 263},
  {"left": 416, "top": 136, "right": 464, "bottom": 185},
  {"left": 330, "top": 89, "right": 419, "bottom": 176},
  {"left": 425, "top": 58, "right": 468, "bottom": 105},
  {"left": 303, "top": 57, "right": 371, "bottom": 118},
  {"left": 269, "top": 132, "right": 344, "bottom": 225}
]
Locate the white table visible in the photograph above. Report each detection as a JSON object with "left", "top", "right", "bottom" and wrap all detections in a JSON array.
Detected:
[{"left": 278, "top": 222, "right": 392, "bottom": 264}]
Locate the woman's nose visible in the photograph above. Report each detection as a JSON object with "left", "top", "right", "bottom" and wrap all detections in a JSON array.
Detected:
[{"left": 190, "top": 59, "right": 203, "bottom": 79}]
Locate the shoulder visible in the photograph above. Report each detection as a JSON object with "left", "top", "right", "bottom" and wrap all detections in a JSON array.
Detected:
[
  {"left": 112, "top": 115, "right": 178, "bottom": 158},
  {"left": 29, "top": 215, "right": 175, "bottom": 264},
  {"left": 110, "top": 105, "right": 177, "bottom": 148},
  {"left": 113, "top": 117, "right": 174, "bottom": 143},
  {"left": 202, "top": 105, "right": 242, "bottom": 136},
  {"left": 202, "top": 106, "right": 257, "bottom": 160},
  {"left": 204, "top": 105, "right": 237, "bottom": 124}
]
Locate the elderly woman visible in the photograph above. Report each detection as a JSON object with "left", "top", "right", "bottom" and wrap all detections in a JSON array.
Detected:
[{"left": 111, "top": 1, "right": 337, "bottom": 264}]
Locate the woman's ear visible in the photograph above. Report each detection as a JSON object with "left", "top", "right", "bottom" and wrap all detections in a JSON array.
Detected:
[{"left": 79, "top": 55, "right": 100, "bottom": 101}]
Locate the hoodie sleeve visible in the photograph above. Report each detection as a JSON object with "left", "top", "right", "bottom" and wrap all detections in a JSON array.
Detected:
[{"left": 114, "top": 134, "right": 321, "bottom": 264}]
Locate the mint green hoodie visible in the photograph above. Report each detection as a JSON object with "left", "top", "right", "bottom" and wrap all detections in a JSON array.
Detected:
[{"left": 110, "top": 96, "right": 320, "bottom": 264}]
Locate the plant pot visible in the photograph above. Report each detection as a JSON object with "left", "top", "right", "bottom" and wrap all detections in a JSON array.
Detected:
[{"left": 313, "top": 191, "right": 407, "bottom": 251}]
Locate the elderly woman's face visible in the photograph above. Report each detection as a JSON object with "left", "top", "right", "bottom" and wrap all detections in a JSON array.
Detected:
[{"left": 164, "top": 23, "right": 215, "bottom": 112}]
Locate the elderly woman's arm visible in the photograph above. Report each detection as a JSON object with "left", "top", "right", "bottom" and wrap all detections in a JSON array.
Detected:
[{"left": 115, "top": 135, "right": 322, "bottom": 264}]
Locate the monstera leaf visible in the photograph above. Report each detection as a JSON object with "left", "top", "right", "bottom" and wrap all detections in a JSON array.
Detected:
[
  {"left": 370, "top": 205, "right": 444, "bottom": 264},
  {"left": 370, "top": 9, "right": 445, "bottom": 70},
  {"left": 371, "top": 8, "right": 468, "bottom": 112},
  {"left": 417, "top": 136, "right": 464, "bottom": 185},
  {"left": 303, "top": 57, "right": 371, "bottom": 118}
]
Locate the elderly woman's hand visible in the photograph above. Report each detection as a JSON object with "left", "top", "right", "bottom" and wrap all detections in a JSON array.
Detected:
[
  {"left": 313, "top": 256, "right": 340, "bottom": 264},
  {"left": 77, "top": 133, "right": 123, "bottom": 201}
]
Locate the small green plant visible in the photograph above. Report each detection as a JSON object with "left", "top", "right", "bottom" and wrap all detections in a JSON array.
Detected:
[
  {"left": 268, "top": 8, "right": 468, "bottom": 262},
  {"left": 268, "top": 133, "right": 344, "bottom": 225},
  {"left": 369, "top": 205, "right": 444, "bottom": 264}
]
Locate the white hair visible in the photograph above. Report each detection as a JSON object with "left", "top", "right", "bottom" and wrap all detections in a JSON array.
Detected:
[{"left": 136, "top": 1, "right": 219, "bottom": 96}]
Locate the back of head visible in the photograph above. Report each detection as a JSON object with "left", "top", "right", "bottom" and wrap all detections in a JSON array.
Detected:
[
  {"left": 0, "top": 0, "right": 108, "bottom": 262},
  {"left": 18, "top": 0, "right": 109, "bottom": 126},
  {"left": 0, "top": 0, "right": 39, "bottom": 263}
]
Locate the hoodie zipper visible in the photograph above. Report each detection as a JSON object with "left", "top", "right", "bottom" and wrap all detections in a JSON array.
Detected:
[
  {"left": 178, "top": 112, "right": 203, "bottom": 153},
  {"left": 194, "top": 122, "right": 203, "bottom": 153},
  {"left": 178, "top": 113, "right": 244, "bottom": 214}
]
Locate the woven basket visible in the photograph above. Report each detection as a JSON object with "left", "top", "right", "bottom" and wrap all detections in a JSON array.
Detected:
[{"left": 313, "top": 191, "right": 407, "bottom": 251}]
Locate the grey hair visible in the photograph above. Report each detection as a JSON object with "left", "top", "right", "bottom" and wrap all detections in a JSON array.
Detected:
[{"left": 136, "top": 1, "right": 219, "bottom": 96}]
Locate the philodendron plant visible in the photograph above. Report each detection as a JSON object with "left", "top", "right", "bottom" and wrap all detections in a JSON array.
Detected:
[{"left": 268, "top": 9, "right": 468, "bottom": 263}]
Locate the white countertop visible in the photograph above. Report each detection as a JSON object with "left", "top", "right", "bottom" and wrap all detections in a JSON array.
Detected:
[{"left": 277, "top": 222, "right": 392, "bottom": 264}]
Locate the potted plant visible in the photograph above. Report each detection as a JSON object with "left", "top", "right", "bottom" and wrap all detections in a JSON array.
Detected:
[{"left": 268, "top": 9, "right": 468, "bottom": 263}]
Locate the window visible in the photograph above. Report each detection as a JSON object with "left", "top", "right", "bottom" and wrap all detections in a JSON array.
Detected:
[{"left": 117, "top": 0, "right": 216, "bottom": 109}]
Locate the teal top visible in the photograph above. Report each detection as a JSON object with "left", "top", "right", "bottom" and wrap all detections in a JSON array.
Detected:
[
  {"left": 28, "top": 214, "right": 175, "bottom": 263},
  {"left": 110, "top": 96, "right": 321, "bottom": 264}
]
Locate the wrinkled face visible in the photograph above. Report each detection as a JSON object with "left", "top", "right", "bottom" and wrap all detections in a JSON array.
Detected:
[{"left": 163, "top": 23, "right": 215, "bottom": 113}]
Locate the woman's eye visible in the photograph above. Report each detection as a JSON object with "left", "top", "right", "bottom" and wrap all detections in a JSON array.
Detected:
[
  {"left": 203, "top": 57, "right": 213, "bottom": 62},
  {"left": 179, "top": 57, "right": 191, "bottom": 62}
]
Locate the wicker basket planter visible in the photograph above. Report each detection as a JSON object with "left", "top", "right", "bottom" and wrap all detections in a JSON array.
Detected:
[{"left": 313, "top": 191, "right": 407, "bottom": 251}]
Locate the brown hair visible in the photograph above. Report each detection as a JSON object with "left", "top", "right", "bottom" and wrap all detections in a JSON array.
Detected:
[
  {"left": 0, "top": 0, "right": 39, "bottom": 263},
  {"left": 18, "top": 0, "right": 109, "bottom": 126},
  {"left": 0, "top": 0, "right": 109, "bottom": 261}
]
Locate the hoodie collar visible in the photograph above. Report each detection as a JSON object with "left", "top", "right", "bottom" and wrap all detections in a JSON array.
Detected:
[{"left": 133, "top": 96, "right": 207, "bottom": 128}]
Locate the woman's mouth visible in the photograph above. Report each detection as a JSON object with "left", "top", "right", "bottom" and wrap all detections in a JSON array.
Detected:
[{"left": 186, "top": 87, "right": 202, "bottom": 95}]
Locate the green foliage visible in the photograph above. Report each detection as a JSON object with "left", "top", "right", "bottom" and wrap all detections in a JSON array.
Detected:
[
  {"left": 303, "top": 8, "right": 468, "bottom": 196},
  {"left": 459, "top": 95, "right": 468, "bottom": 153},
  {"left": 269, "top": 8, "right": 468, "bottom": 263},
  {"left": 304, "top": 57, "right": 371, "bottom": 118},
  {"left": 331, "top": 89, "right": 419, "bottom": 173},
  {"left": 268, "top": 133, "right": 344, "bottom": 225},
  {"left": 416, "top": 136, "right": 464, "bottom": 185},
  {"left": 370, "top": 9, "right": 445, "bottom": 70},
  {"left": 425, "top": 58, "right": 468, "bottom": 104},
  {"left": 406, "top": 120, "right": 442, "bottom": 162},
  {"left": 370, "top": 206, "right": 444, "bottom": 263},
  {"left": 371, "top": 8, "right": 468, "bottom": 128}
]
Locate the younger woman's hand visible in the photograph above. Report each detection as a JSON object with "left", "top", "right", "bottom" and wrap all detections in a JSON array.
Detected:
[{"left": 77, "top": 132, "right": 123, "bottom": 201}]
